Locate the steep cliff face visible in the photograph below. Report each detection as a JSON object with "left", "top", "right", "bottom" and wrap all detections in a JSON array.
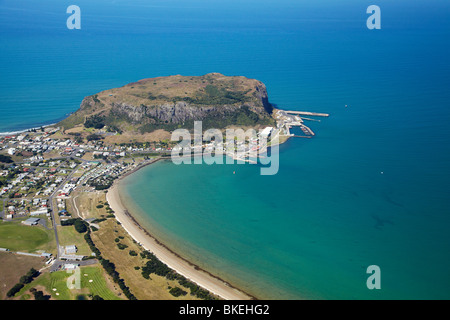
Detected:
[
  {"left": 110, "top": 101, "right": 241, "bottom": 124},
  {"left": 59, "top": 73, "right": 275, "bottom": 133}
]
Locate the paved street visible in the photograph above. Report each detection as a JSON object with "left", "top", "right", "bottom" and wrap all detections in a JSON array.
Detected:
[{"left": 49, "top": 258, "right": 99, "bottom": 273}]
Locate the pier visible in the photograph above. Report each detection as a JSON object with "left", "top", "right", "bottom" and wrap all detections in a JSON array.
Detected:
[
  {"left": 285, "top": 111, "right": 329, "bottom": 117},
  {"left": 300, "top": 125, "right": 315, "bottom": 136},
  {"left": 300, "top": 117, "right": 321, "bottom": 122}
]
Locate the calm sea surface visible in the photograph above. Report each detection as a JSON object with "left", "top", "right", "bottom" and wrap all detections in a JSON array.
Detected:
[{"left": 1, "top": 0, "right": 450, "bottom": 299}]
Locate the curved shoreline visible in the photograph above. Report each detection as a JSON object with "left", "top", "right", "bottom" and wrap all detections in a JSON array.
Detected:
[
  {"left": 0, "top": 122, "right": 59, "bottom": 136},
  {"left": 106, "top": 158, "right": 255, "bottom": 300}
]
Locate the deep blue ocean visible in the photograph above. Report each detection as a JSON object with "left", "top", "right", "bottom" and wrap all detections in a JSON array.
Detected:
[{"left": 1, "top": 0, "right": 450, "bottom": 299}]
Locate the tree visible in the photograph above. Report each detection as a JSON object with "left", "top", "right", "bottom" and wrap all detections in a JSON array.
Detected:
[
  {"left": 86, "top": 134, "right": 102, "bottom": 141},
  {"left": 19, "top": 268, "right": 39, "bottom": 284},
  {"left": 6, "top": 268, "right": 40, "bottom": 297},
  {"left": 33, "top": 290, "right": 50, "bottom": 300},
  {"left": 74, "top": 219, "right": 88, "bottom": 233},
  {"left": 0, "top": 154, "right": 13, "bottom": 163},
  {"left": 6, "top": 283, "right": 24, "bottom": 298},
  {"left": 84, "top": 115, "right": 106, "bottom": 129},
  {"left": 169, "top": 287, "right": 187, "bottom": 297}
]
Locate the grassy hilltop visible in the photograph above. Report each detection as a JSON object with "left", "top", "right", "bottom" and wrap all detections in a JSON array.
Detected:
[{"left": 59, "top": 73, "right": 276, "bottom": 140}]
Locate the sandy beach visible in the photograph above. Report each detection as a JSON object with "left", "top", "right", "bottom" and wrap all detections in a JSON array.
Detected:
[{"left": 106, "top": 168, "right": 254, "bottom": 300}]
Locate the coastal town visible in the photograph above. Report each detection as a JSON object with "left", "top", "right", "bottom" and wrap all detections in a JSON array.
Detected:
[
  {"left": 0, "top": 108, "right": 327, "bottom": 300},
  {"left": 0, "top": 124, "right": 269, "bottom": 300},
  {"left": 0, "top": 128, "right": 168, "bottom": 248},
  {"left": 0, "top": 126, "right": 180, "bottom": 300}
]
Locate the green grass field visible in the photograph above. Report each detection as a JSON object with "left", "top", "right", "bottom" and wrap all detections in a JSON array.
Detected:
[
  {"left": 80, "top": 266, "right": 121, "bottom": 300},
  {"left": 20, "top": 266, "right": 121, "bottom": 300},
  {"left": 56, "top": 225, "right": 92, "bottom": 256},
  {"left": 0, "top": 221, "right": 54, "bottom": 253}
]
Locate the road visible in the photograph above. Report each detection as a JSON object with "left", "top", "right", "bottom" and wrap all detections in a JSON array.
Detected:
[
  {"left": 1, "top": 151, "right": 162, "bottom": 262},
  {"left": 49, "top": 257, "right": 98, "bottom": 273},
  {"left": 47, "top": 159, "right": 88, "bottom": 259},
  {"left": 0, "top": 198, "right": 4, "bottom": 219},
  {"left": 45, "top": 158, "right": 101, "bottom": 270}
]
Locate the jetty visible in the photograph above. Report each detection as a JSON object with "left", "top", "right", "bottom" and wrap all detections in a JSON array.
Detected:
[
  {"left": 300, "top": 125, "right": 315, "bottom": 136},
  {"left": 285, "top": 111, "right": 329, "bottom": 117},
  {"left": 274, "top": 109, "right": 329, "bottom": 139},
  {"left": 300, "top": 117, "right": 321, "bottom": 122}
]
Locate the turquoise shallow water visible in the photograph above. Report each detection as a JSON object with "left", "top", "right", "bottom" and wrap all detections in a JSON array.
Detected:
[
  {"left": 121, "top": 120, "right": 450, "bottom": 299},
  {"left": 1, "top": 0, "right": 450, "bottom": 298}
]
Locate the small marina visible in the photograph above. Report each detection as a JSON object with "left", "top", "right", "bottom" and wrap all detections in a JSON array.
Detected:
[{"left": 276, "top": 109, "right": 329, "bottom": 138}]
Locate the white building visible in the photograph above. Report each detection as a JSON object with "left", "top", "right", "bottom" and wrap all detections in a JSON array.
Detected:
[
  {"left": 260, "top": 127, "right": 274, "bottom": 139},
  {"left": 64, "top": 263, "right": 79, "bottom": 271},
  {"left": 30, "top": 209, "right": 48, "bottom": 216},
  {"left": 22, "top": 218, "right": 40, "bottom": 226},
  {"left": 65, "top": 245, "right": 77, "bottom": 254}
]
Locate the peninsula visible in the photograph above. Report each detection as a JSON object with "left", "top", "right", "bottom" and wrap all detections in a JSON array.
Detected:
[
  {"left": 0, "top": 73, "right": 328, "bottom": 300},
  {"left": 58, "top": 73, "right": 276, "bottom": 141}
]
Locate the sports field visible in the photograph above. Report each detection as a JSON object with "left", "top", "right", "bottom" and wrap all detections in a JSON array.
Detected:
[
  {"left": 0, "top": 221, "right": 54, "bottom": 253},
  {"left": 19, "top": 265, "right": 122, "bottom": 300}
]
